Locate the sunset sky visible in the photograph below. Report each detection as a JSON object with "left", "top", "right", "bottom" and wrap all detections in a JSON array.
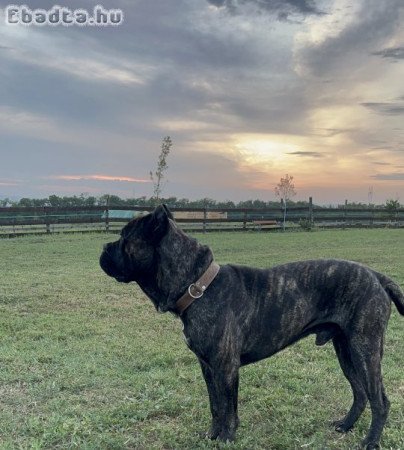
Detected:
[{"left": 0, "top": 0, "right": 403, "bottom": 204}]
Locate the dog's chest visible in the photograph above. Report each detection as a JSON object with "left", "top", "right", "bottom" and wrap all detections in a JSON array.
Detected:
[
  {"left": 182, "top": 325, "right": 203, "bottom": 358},
  {"left": 182, "top": 327, "right": 192, "bottom": 349}
]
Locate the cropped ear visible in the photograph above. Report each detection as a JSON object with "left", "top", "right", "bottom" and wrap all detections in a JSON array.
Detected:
[
  {"left": 147, "top": 204, "right": 172, "bottom": 241},
  {"left": 161, "top": 204, "right": 174, "bottom": 220}
]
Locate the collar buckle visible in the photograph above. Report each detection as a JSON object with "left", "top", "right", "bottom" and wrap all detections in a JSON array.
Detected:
[{"left": 188, "top": 283, "right": 206, "bottom": 299}]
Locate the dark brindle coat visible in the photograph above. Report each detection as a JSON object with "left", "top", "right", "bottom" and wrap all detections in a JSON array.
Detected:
[{"left": 100, "top": 205, "right": 404, "bottom": 449}]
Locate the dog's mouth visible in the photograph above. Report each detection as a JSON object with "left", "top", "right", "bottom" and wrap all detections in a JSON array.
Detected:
[
  {"left": 114, "top": 274, "right": 132, "bottom": 283},
  {"left": 100, "top": 245, "right": 132, "bottom": 283}
]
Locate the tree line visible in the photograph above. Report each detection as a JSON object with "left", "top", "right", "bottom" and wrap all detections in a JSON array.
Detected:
[
  {"left": 0, "top": 194, "right": 306, "bottom": 209},
  {"left": 0, "top": 194, "right": 400, "bottom": 210}
]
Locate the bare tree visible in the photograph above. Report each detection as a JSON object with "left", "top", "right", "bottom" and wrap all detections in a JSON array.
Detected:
[
  {"left": 150, "top": 136, "right": 172, "bottom": 203},
  {"left": 275, "top": 174, "right": 296, "bottom": 231}
]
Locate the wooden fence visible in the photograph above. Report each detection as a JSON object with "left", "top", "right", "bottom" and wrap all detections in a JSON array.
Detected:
[{"left": 0, "top": 203, "right": 403, "bottom": 237}]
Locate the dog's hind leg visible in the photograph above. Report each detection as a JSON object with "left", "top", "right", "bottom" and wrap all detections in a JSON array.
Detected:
[
  {"left": 332, "top": 334, "right": 368, "bottom": 432},
  {"left": 349, "top": 333, "right": 390, "bottom": 450}
]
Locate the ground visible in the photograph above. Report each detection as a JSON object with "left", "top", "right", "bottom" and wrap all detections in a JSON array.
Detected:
[{"left": 0, "top": 229, "right": 403, "bottom": 449}]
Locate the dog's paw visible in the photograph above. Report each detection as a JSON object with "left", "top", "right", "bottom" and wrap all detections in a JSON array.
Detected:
[
  {"left": 331, "top": 418, "right": 353, "bottom": 433},
  {"left": 205, "top": 427, "right": 220, "bottom": 440},
  {"left": 206, "top": 419, "right": 238, "bottom": 442},
  {"left": 361, "top": 437, "right": 381, "bottom": 450},
  {"left": 217, "top": 430, "right": 236, "bottom": 443},
  {"left": 205, "top": 427, "right": 233, "bottom": 441}
]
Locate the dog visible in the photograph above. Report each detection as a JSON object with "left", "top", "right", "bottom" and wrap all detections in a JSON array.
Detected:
[{"left": 100, "top": 204, "right": 404, "bottom": 449}]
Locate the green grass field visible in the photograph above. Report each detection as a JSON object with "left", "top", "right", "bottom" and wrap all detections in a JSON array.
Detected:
[{"left": 0, "top": 229, "right": 403, "bottom": 449}]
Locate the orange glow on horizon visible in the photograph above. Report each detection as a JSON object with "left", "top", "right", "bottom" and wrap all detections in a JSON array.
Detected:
[{"left": 51, "top": 175, "right": 151, "bottom": 183}]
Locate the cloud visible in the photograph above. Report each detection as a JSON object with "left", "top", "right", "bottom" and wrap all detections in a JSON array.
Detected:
[
  {"left": 4, "top": 45, "right": 151, "bottom": 87},
  {"left": 0, "top": 181, "right": 19, "bottom": 186},
  {"left": 287, "top": 151, "right": 324, "bottom": 157},
  {"left": 0, "top": 0, "right": 403, "bottom": 204},
  {"left": 372, "top": 47, "right": 404, "bottom": 60},
  {"left": 371, "top": 173, "right": 404, "bottom": 180},
  {"left": 50, "top": 175, "right": 151, "bottom": 183},
  {"left": 206, "top": 0, "right": 322, "bottom": 18},
  {"left": 312, "top": 128, "right": 353, "bottom": 138},
  {"left": 294, "top": 0, "right": 403, "bottom": 77},
  {"left": 361, "top": 102, "right": 404, "bottom": 115},
  {"left": 0, "top": 105, "right": 140, "bottom": 152}
]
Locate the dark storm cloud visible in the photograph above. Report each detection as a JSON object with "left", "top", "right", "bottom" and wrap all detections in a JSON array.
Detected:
[
  {"left": 361, "top": 102, "right": 404, "bottom": 115},
  {"left": 206, "top": 0, "right": 322, "bottom": 17},
  {"left": 372, "top": 47, "right": 404, "bottom": 60}
]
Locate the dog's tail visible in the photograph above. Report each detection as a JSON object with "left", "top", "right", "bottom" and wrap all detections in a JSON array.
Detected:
[{"left": 374, "top": 272, "right": 404, "bottom": 315}]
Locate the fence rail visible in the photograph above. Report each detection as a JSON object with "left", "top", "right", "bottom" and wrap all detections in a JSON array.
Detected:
[{"left": 0, "top": 203, "right": 404, "bottom": 237}]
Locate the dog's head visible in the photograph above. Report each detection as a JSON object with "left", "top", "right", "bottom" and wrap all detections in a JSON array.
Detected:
[
  {"left": 100, "top": 204, "right": 213, "bottom": 313},
  {"left": 100, "top": 204, "right": 173, "bottom": 284}
]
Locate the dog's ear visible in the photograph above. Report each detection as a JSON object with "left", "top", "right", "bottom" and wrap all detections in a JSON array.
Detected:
[
  {"left": 161, "top": 204, "right": 174, "bottom": 220},
  {"left": 147, "top": 204, "right": 172, "bottom": 241}
]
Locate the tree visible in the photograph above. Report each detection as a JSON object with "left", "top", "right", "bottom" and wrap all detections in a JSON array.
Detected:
[
  {"left": 275, "top": 174, "right": 296, "bottom": 231},
  {"left": 385, "top": 198, "right": 400, "bottom": 211},
  {"left": 150, "top": 136, "right": 172, "bottom": 203},
  {"left": 385, "top": 198, "right": 400, "bottom": 220},
  {"left": 98, "top": 194, "right": 126, "bottom": 206}
]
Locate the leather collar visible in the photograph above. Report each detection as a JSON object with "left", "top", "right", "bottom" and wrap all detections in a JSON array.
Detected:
[{"left": 176, "top": 261, "right": 220, "bottom": 315}]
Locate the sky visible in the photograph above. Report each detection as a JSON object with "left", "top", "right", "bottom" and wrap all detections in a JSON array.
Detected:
[{"left": 0, "top": 0, "right": 403, "bottom": 205}]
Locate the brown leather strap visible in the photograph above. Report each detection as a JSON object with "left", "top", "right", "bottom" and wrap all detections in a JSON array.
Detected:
[{"left": 176, "top": 261, "right": 220, "bottom": 315}]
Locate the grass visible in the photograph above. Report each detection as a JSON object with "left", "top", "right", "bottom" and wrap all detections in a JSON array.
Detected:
[{"left": 0, "top": 229, "right": 403, "bottom": 449}]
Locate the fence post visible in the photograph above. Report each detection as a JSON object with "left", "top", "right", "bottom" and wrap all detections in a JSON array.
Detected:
[
  {"left": 370, "top": 205, "right": 374, "bottom": 227},
  {"left": 45, "top": 207, "right": 51, "bottom": 234},
  {"left": 105, "top": 196, "right": 110, "bottom": 232},
  {"left": 243, "top": 211, "right": 247, "bottom": 230},
  {"left": 203, "top": 207, "right": 207, "bottom": 234},
  {"left": 343, "top": 199, "right": 348, "bottom": 229},
  {"left": 309, "top": 196, "right": 313, "bottom": 226}
]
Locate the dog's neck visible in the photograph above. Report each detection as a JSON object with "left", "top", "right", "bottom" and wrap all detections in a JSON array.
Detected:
[{"left": 137, "top": 227, "right": 213, "bottom": 314}]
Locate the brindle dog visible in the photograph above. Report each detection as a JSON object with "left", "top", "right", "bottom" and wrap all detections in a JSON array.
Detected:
[{"left": 100, "top": 205, "right": 404, "bottom": 449}]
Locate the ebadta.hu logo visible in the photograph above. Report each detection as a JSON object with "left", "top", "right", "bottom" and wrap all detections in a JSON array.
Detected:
[{"left": 2, "top": 4, "right": 124, "bottom": 26}]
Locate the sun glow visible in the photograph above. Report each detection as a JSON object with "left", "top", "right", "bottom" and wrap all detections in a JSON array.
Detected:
[{"left": 234, "top": 135, "right": 301, "bottom": 165}]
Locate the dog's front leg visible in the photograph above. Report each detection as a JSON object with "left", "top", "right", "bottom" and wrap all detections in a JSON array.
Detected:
[{"left": 199, "top": 358, "right": 239, "bottom": 442}]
